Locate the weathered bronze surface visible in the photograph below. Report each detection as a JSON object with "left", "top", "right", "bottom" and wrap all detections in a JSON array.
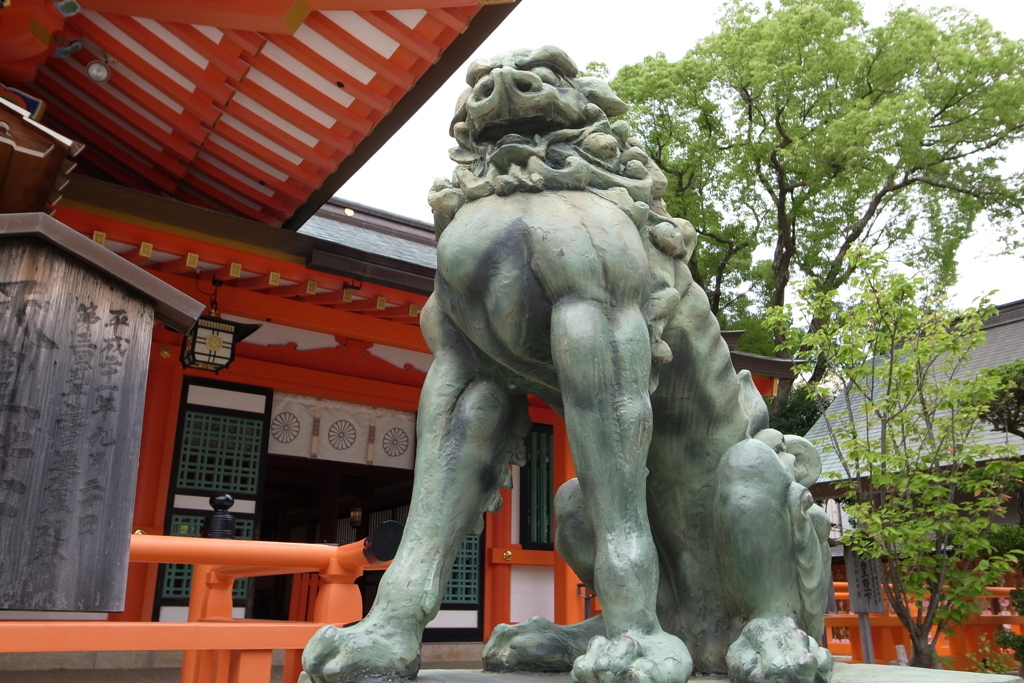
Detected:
[{"left": 301, "top": 46, "right": 831, "bottom": 683}]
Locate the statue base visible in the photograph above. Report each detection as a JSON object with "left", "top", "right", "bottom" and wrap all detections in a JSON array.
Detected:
[{"left": 414, "top": 664, "right": 1022, "bottom": 683}]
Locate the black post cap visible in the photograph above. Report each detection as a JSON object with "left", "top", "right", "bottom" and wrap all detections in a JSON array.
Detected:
[
  {"left": 362, "top": 520, "right": 403, "bottom": 564},
  {"left": 203, "top": 492, "right": 236, "bottom": 539}
]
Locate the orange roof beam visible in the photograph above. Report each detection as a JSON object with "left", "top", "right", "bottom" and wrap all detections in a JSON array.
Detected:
[
  {"left": 72, "top": 0, "right": 311, "bottom": 35},
  {"left": 363, "top": 304, "right": 421, "bottom": 319},
  {"left": 155, "top": 269, "right": 429, "bottom": 352},
  {"left": 264, "top": 34, "right": 393, "bottom": 113},
  {"left": 201, "top": 140, "right": 317, "bottom": 202},
  {"left": 305, "top": 13, "right": 415, "bottom": 91},
  {"left": 329, "top": 296, "right": 394, "bottom": 313},
  {"left": 50, "top": 57, "right": 198, "bottom": 161},
  {"left": 75, "top": 1, "right": 512, "bottom": 35},
  {"left": 310, "top": 0, "right": 513, "bottom": 8},
  {"left": 359, "top": 11, "right": 441, "bottom": 63},
  {"left": 34, "top": 70, "right": 190, "bottom": 178},
  {"left": 159, "top": 23, "right": 251, "bottom": 83}
]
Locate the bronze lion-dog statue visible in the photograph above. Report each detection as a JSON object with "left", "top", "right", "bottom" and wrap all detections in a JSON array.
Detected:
[{"left": 301, "top": 45, "right": 832, "bottom": 683}]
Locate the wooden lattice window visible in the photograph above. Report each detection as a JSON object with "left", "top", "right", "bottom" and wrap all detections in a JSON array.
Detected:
[
  {"left": 176, "top": 411, "right": 263, "bottom": 495},
  {"left": 520, "top": 424, "right": 554, "bottom": 550},
  {"left": 442, "top": 535, "right": 480, "bottom": 604}
]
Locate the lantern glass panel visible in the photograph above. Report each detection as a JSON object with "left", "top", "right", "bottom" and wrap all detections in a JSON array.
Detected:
[{"left": 182, "top": 316, "right": 236, "bottom": 372}]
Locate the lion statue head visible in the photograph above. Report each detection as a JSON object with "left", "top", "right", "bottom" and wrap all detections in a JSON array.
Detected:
[
  {"left": 452, "top": 45, "right": 627, "bottom": 142},
  {"left": 427, "top": 45, "right": 692, "bottom": 262}
]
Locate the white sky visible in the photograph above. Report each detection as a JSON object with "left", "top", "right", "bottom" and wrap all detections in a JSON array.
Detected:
[{"left": 335, "top": 0, "right": 1024, "bottom": 308}]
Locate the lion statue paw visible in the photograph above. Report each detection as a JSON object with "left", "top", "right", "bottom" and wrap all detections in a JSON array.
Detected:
[
  {"left": 300, "top": 621, "right": 420, "bottom": 683},
  {"left": 572, "top": 630, "right": 693, "bottom": 683}
]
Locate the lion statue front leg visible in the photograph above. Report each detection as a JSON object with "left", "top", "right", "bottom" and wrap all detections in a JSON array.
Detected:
[
  {"left": 545, "top": 296, "right": 693, "bottom": 683},
  {"left": 300, "top": 302, "right": 533, "bottom": 683}
]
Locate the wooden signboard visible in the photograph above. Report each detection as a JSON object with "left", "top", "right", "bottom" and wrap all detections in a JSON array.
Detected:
[
  {"left": 0, "top": 214, "right": 201, "bottom": 611},
  {"left": 844, "top": 545, "right": 886, "bottom": 664},
  {"left": 844, "top": 546, "right": 886, "bottom": 614}
]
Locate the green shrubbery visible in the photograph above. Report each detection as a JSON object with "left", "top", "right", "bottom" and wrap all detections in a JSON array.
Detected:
[
  {"left": 988, "top": 524, "right": 1024, "bottom": 558},
  {"left": 994, "top": 588, "right": 1024, "bottom": 677}
]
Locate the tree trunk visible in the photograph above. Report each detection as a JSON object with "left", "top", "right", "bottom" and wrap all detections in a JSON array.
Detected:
[
  {"left": 768, "top": 377, "right": 794, "bottom": 419},
  {"left": 909, "top": 635, "right": 937, "bottom": 668}
]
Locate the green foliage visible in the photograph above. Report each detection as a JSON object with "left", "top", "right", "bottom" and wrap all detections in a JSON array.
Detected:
[
  {"left": 995, "top": 627, "right": 1023, "bottom": 652},
  {"left": 988, "top": 523, "right": 1024, "bottom": 557},
  {"left": 581, "top": 61, "right": 610, "bottom": 80},
  {"left": 769, "top": 384, "right": 824, "bottom": 436},
  {"left": 611, "top": 0, "right": 1024, "bottom": 334},
  {"left": 979, "top": 360, "right": 1024, "bottom": 439},
  {"left": 995, "top": 588, "right": 1024, "bottom": 675},
  {"left": 967, "top": 632, "right": 1017, "bottom": 674},
  {"left": 732, "top": 321, "right": 774, "bottom": 357},
  {"left": 768, "top": 247, "right": 1024, "bottom": 668},
  {"left": 719, "top": 313, "right": 775, "bottom": 357}
]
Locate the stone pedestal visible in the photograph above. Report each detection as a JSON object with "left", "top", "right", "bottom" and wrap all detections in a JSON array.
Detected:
[{"left": 412, "top": 664, "right": 1023, "bottom": 683}]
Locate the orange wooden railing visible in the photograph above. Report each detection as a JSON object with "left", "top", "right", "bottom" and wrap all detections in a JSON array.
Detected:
[
  {"left": 3, "top": 553, "right": 1020, "bottom": 680},
  {"left": 0, "top": 531, "right": 395, "bottom": 683},
  {"left": 825, "top": 581, "right": 1024, "bottom": 670}
]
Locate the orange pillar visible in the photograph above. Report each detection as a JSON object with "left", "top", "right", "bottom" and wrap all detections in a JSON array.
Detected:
[
  {"left": 483, "top": 486, "right": 513, "bottom": 639},
  {"left": 549, "top": 415, "right": 584, "bottom": 626},
  {"left": 228, "top": 650, "right": 273, "bottom": 683},
  {"left": 312, "top": 562, "right": 365, "bottom": 626},
  {"left": 111, "top": 340, "right": 185, "bottom": 622},
  {"left": 182, "top": 565, "right": 235, "bottom": 683}
]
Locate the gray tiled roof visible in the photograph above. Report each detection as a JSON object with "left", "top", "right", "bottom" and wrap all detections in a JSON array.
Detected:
[
  {"left": 300, "top": 214, "right": 437, "bottom": 270},
  {"left": 805, "top": 299, "right": 1024, "bottom": 483}
]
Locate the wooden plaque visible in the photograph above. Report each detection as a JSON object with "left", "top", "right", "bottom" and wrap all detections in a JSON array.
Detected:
[
  {"left": 0, "top": 237, "right": 153, "bottom": 611},
  {"left": 844, "top": 545, "right": 886, "bottom": 614}
]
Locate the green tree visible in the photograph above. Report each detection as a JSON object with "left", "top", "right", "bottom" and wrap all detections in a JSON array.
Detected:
[
  {"left": 612, "top": 0, "right": 1024, "bottom": 381},
  {"left": 979, "top": 360, "right": 1024, "bottom": 440},
  {"left": 768, "top": 384, "right": 824, "bottom": 436},
  {"left": 768, "top": 249, "right": 1024, "bottom": 668},
  {"left": 722, "top": 313, "right": 775, "bottom": 356}
]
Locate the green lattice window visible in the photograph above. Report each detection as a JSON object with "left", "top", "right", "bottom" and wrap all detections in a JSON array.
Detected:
[
  {"left": 161, "top": 514, "right": 254, "bottom": 601},
  {"left": 176, "top": 411, "right": 263, "bottom": 495},
  {"left": 442, "top": 535, "right": 480, "bottom": 604},
  {"left": 520, "top": 424, "right": 554, "bottom": 550}
]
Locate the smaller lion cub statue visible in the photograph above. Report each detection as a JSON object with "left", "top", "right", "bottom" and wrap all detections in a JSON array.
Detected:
[{"left": 301, "top": 45, "right": 832, "bottom": 683}]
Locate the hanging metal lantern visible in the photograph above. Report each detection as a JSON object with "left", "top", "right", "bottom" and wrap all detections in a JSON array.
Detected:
[
  {"left": 180, "top": 279, "right": 260, "bottom": 373},
  {"left": 180, "top": 314, "right": 260, "bottom": 373}
]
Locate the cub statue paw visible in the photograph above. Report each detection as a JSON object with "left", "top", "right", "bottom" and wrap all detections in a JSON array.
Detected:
[
  {"left": 482, "top": 615, "right": 602, "bottom": 673},
  {"left": 726, "top": 617, "right": 833, "bottom": 683}
]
